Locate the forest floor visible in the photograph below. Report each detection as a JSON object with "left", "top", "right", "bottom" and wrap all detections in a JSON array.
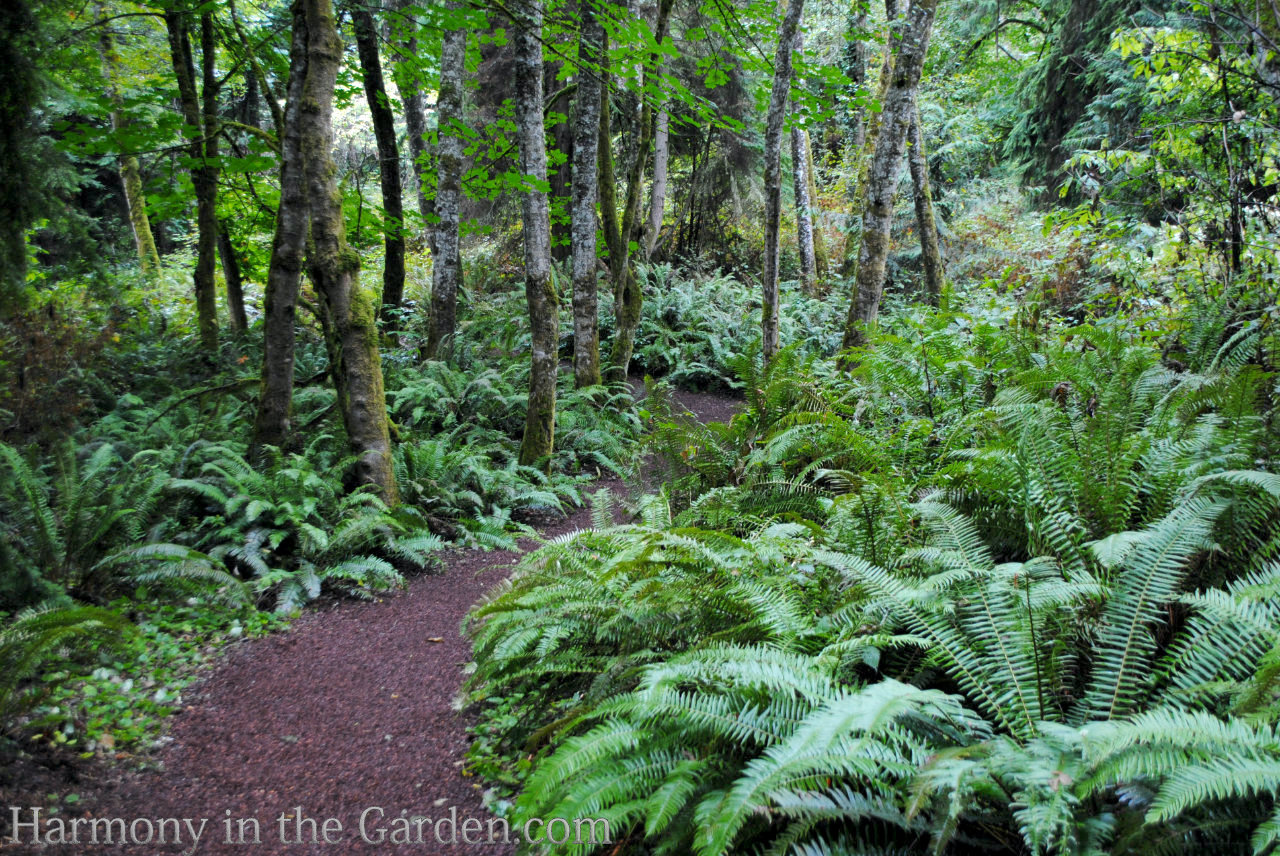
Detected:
[{"left": 1, "top": 386, "right": 739, "bottom": 855}]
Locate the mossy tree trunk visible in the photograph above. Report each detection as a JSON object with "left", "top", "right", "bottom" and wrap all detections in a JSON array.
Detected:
[
  {"left": 425, "top": 8, "right": 465, "bottom": 361},
  {"left": 299, "top": 0, "right": 398, "bottom": 502},
  {"left": 253, "top": 0, "right": 309, "bottom": 453},
  {"left": 841, "top": 0, "right": 938, "bottom": 352},
  {"left": 761, "top": 0, "right": 805, "bottom": 363},
  {"left": 571, "top": 1, "right": 604, "bottom": 388},
  {"left": 907, "top": 103, "right": 944, "bottom": 304},
  {"left": 840, "top": 0, "right": 897, "bottom": 280},
  {"left": 350, "top": 2, "right": 405, "bottom": 315},
  {"left": 97, "top": 9, "right": 160, "bottom": 274},
  {"left": 165, "top": 6, "right": 221, "bottom": 353},
  {"left": 602, "top": 0, "right": 675, "bottom": 381},
  {"left": 514, "top": 0, "right": 558, "bottom": 467}
]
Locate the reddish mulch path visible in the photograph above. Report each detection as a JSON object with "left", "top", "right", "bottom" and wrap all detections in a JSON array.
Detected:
[{"left": 2, "top": 388, "right": 738, "bottom": 856}]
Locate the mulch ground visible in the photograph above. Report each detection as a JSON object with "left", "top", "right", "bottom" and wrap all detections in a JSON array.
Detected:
[{"left": 1, "top": 387, "right": 738, "bottom": 855}]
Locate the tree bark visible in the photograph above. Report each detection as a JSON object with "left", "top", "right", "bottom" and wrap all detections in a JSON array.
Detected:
[
  {"left": 840, "top": 0, "right": 897, "bottom": 278},
  {"left": 217, "top": 219, "right": 249, "bottom": 333},
  {"left": 844, "top": 3, "right": 871, "bottom": 148},
  {"left": 424, "top": 12, "right": 465, "bottom": 360},
  {"left": 790, "top": 124, "right": 816, "bottom": 295},
  {"left": 761, "top": 0, "right": 805, "bottom": 363},
  {"left": 803, "top": 130, "right": 827, "bottom": 277},
  {"left": 165, "top": 6, "right": 220, "bottom": 353},
  {"left": 300, "top": 0, "right": 398, "bottom": 502},
  {"left": 841, "top": 0, "right": 938, "bottom": 352},
  {"left": 571, "top": 2, "right": 603, "bottom": 388},
  {"left": 392, "top": 0, "right": 433, "bottom": 232},
  {"left": 547, "top": 62, "right": 573, "bottom": 263},
  {"left": 907, "top": 103, "right": 944, "bottom": 304},
  {"left": 97, "top": 9, "right": 160, "bottom": 273},
  {"left": 350, "top": 3, "right": 406, "bottom": 315},
  {"left": 604, "top": 0, "right": 675, "bottom": 381},
  {"left": 514, "top": 0, "right": 558, "bottom": 466},
  {"left": 644, "top": 106, "right": 669, "bottom": 259},
  {"left": 253, "top": 0, "right": 310, "bottom": 452},
  {"left": 228, "top": 0, "right": 284, "bottom": 137}
]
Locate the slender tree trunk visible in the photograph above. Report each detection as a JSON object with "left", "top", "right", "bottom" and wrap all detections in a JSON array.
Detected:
[
  {"left": 166, "top": 7, "right": 220, "bottom": 353},
  {"left": 300, "top": 0, "right": 398, "bottom": 502},
  {"left": 605, "top": 0, "right": 676, "bottom": 380},
  {"left": 514, "top": 0, "right": 558, "bottom": 466},
  {"left": 804, "top": 131, "right": 828, "bottom": 277},
  {"left": 350, "top": 3, "right": 406, "bottom": 315},
  {"left": 571, "top": 2, "right": 604, "bottom": 388},
  {"left": 790, "top": 128, "right": 816, "bottom": 294},
  {"left": 218, "top": 219, "right": 249, "bottom": 333},
  {"left": 843, "top": 2, "right": 870, "bottom": 153},
  {"left": 645, "top": 106, "right": 669, "bottom": 259},
  {"left": 547, "top": 62, "right": 573, "bottom": 263},
  {"left": 907, "top": 102, "right": 944, "bottom": 304},
  {"left": 253, "top": 0, "right": 309, "bottom": 452},
  {"left": 229, "top": 0, "right": 284, "bottom": 137},
  {"left": 840, "top": 0, "right": 898, "bottom": 278},
  {"left": 788, "top": 30, "right": 816, "bottom": 294},
  {"left": 97, "top": 9, "right": 159, "bottom": 273},
  {"left": 841, "top": 0, "right": 938, "bottom": 352},
  {"left": 392, "top": 0, "right": 433, "bottom": 232},
  {"left": 425, "top": 9, "right": 465, "bottom": 360},
  {"left": 761, "top": 0, "right": 806, "bottom": 363}
]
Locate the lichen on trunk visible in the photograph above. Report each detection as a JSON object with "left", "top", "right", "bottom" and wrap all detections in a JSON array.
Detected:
[
  {"left": 570, "top": 1, "right": 604, "bottom": 389},
  {"left": 425, "top": 8, "right": 466, "bottom": 361},
  {"left": 514, "top": 0, "right": 558, "bottom": 467},
  {"left": 761, "top": 0, "right": 806, "bottom": 363},
  {"left": 841, "top": 0, "right": 939, "bottom": 353},
  {"left": 907, "top": 104, "right": 944, "bottom": 305}
]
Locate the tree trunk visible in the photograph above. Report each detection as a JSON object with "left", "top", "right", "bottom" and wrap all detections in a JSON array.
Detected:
[
  {"left": 907, "top": 103, "right": 944, "bottom": 304},
  {"left": 604, "top": 0, "right": 675, "bottom": 381},
  {"left": 840, "top": 0, "right": 897, "bottom": 279},
  {"left": 843, "top": 3, "right": 870, "bottom": 153},
  {"left": 424, "top": 11, "right": 465, "bottom": 360},
  {"left": 165, "top": 7, "right": 220, "bottom": 353},
  {"left": 804, "top": 131, "right": 827, "bottom": 278},
  {"left": 97, "top": 9, "right": 160, "bottom": 273},
  {"left": 761, "top": 0, "right": 805, "bottom": 363},
  {"left": 841, "top": 0, "right": 938, "bottom": 352},
  {"left": 229, "top": 0, "right": 284, "bottom": 137},
  {"left": 571, "top": 2, "right": 604, "bottom": 388},
  {"left": 790, "top": 128, "right": 816, "bottom": 295},
  {"left": 218, "top": 219, "right": 249, "bottom": 333},
  {"left": 299, "top": 0, "right": 398, "bottom": 502},
  {"left": 392, "top": 0, "right": 433, "bottom": 232},
  {"left": 645, "top": 106, "right": 669, "bottom": 259},
  {"left": 253, "top": 0, "right": 310, "bottom": 452},
  {"left": 547, "top": 62, "right": 573, "bottom": 263},
  {"left": 514, "top": 0, "right": 558, "bottom": 466},
  {"left": 350, "top": 3, "right": 406, "bottom": 315}
]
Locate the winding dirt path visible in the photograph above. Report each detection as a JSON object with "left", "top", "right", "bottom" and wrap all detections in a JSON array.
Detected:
[{"left": 4, "top": 389, "right": 738, "bottom": 855}]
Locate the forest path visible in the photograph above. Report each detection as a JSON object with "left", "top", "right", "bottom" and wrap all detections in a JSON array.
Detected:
[{"left": 18, "top": 387, "right": 738, "bottom": 856}]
